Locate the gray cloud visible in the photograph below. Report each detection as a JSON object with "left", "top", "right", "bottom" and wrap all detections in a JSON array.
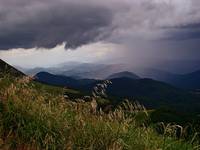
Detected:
[
  {"left": 108, "top": 0, "right": 200, "bottom": 42},
  {"left": 0, "top": 0, "right": 200, "bottom": 51},
  {"left": 0, "top": 0, "right": 113, "bottom": 50}
]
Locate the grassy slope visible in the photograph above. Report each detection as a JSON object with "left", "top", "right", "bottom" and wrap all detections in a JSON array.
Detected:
[
  {"left": 0, "top": 59, "right": 25, "bottom": 77},
  {"left": 0, "top": 75, "right": 198, "bottom": 150}
]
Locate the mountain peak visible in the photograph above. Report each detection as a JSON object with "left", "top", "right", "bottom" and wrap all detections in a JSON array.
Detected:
[{"left": 107, "top": 71, "right": 140, "bottom": 80}]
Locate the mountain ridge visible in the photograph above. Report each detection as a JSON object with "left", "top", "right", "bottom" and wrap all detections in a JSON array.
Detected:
[
  {"left": 0, "top": 59, "right": 25, "bottom": 77},
  {"left": 137, "top": 68, "right": 200, "bottom": 90},
  {"left": 107, "top": 71, "right": 140, "bottom": 80},
  {"left": 34, "top": 71, "right": 200, "bottom": 110}
]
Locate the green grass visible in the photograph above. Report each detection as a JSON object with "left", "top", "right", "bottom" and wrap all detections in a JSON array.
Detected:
[{"left": 0, "top": 76, "right": 199, "bottom": 150}]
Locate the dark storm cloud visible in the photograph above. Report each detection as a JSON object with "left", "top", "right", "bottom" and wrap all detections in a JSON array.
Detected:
[
  {"left": 0, "top": 0, "right": 113, "bottom": 50},
  {"left": 1, "top": 0, "right": 200, "bottom": 51}
]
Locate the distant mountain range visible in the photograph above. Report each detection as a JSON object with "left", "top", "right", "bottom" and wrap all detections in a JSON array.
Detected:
[
  {"left": 106, "top": 77, "right": 199, "bottom": 109},
  {"left": 19, "top": 62, "right": 129, "bottom": 79},
  {"left": 1, "top": 59, "right": 200, "bottom": 111},
  {"left": 34, "top": 72, "right": 97, "bottom": 89},
  {"left": 176, "top": 70, "right": 200, "bottom": 89},
  {"left": 34, "top": 71, "right": 200, "bottom": 110},
  {"left": 138, "top": 68, "right": 200, "bottom": 90},
  {"left": 18, "top": 61, "right": 200, "bottom": 90}
]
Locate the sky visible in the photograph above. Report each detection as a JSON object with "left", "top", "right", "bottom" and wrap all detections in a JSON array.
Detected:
[{"left": 0, "top": 0, "right": 200, "bottom": 72}]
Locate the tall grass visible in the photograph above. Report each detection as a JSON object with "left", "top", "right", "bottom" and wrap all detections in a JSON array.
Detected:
[{"left": 0, "top": 76, "right": 198, "bottom": 149}]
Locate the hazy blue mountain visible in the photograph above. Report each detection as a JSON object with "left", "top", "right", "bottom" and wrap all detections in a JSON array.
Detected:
[
  {"left": 136, "top": 68, "right": 177, "bottom": 81},
  {"left": 22, "top": 60, "right": 200, "bottom": 90},
  {"left": 24, "top": 62, "right": 129, "bottom": 79},
  {"left": 17, "top": 62, "right": 83, "bottom": 75},
  {"left": 2, "top": 59, "right": 200, "bottom": 112},
  {"left": 137, "top": 68, "right": 200, "bottom": 90},
  {"left": 169, "top": 70, "right": 200, "bottom": 90},
  {"left": 35, "top": 71, "right": 200, "bottom": 111},
  {"left": 34, "top": 72, "right": 97, "bottom": 89},
  {"left": 107, "top": 71, "right": 140, "bottom": 80},
  {"left": 62, "top": 63, "right": 129, "bottom": 79},
  {"left": 96, "top": 77, "right": 200, "bottom": 112}
]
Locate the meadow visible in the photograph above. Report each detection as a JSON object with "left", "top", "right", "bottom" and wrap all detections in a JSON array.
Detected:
[{"left": 0, "top": 75, "right": 199, "bottom": 150}]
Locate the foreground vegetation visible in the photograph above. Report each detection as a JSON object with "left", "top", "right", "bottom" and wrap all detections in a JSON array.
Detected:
[{"left": 0, "top": 76, "right": 199, "bottom": 149}]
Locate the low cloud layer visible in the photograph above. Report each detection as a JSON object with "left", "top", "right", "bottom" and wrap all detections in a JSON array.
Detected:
[{"left": 0, "top": 42, "right": 124, "bottom": 68}]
